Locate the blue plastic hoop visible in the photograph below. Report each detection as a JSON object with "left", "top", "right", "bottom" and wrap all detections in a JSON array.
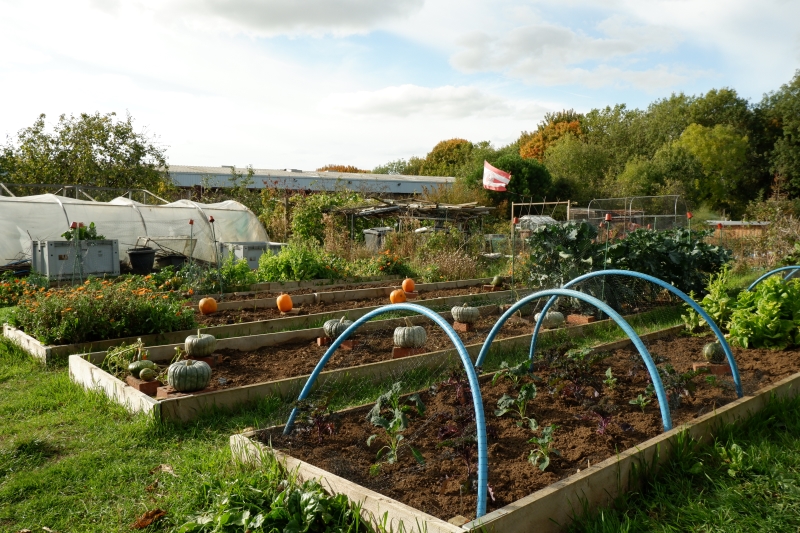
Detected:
[
  {"left": 528, "top": 270, "right": 743, "bottom": 398},
  {"left": 282, "top": 303, "right": 491, "bottom": 518},
  {"left": 746, "top": 266, "right": 800, "bottom": 292},
  {"left": 475, "top": 288, "right": 674, "bottom": 431}
]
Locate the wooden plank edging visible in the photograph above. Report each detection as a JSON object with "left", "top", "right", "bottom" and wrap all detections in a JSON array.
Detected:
[{"left": 68, "top": 354, "right": 160, "bottom": 418}]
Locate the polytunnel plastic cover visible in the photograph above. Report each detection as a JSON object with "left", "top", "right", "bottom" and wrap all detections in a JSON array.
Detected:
[{"left": 0, "top": 194, "right": 269, "bottom": 265}]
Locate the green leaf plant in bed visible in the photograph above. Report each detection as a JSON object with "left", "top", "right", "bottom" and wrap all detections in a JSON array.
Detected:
[
  {"left": 728, "top": 276, "right": 800, "bottom": 350},
  {"left": 495, "top": 382, "right": 539, "bottom": 431},
  {"left": 528, "top": 424, "right": 560, "bottom": 471},
  {"left": 366, "top": 382, "right": 425, "bottom": 468}
]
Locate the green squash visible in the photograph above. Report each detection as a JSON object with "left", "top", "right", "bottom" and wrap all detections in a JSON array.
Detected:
[
  {"left": 139, "top": 367, "right": 158, "bottom": 382},
  {"left": 128, "top": 359, "right": 157, "bottom": 378},
  {"left": 703, "top": 342, "right": 726, "bottom": 364},
  {"left": 451, "top": 303, "right": 480, "bottom": 324},
  {"left": 491, "top": 275, "right": 504, "bottom": 287},
  {"left": 184, "top": 329, "right": 217, "bottom": 358},
  {"left": 323, "top": 316, "right": 353, "bottom": 339},
  {"left": 394, "top": 318, "right": 427, "bottom": 348},
  {"left": 168, "top": 359, "right": 212, "bottom": 392}
]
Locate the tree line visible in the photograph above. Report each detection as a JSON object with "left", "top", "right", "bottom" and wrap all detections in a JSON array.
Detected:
[{"left": 371, "top": 70, "right": 800, "bottom": 218}]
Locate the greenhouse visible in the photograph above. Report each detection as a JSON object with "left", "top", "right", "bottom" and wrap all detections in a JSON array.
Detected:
[{"left": 0, "top": 194, "right": 269, "bottom": 268}]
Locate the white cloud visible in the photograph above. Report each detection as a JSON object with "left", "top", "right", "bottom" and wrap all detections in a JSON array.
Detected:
[
  {"left": 450, "top": 19, "right": 686, "bottom": 90},
  {"left": 320, "top": 84, "right": 551, "bottom": 120},
  {"left": 171, "top": 0, "right": 424, "bottom": 37}
]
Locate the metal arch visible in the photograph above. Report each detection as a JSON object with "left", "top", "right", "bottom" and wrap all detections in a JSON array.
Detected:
[
  {"left": 474, "top": 288, "right": 673, "bottom": 431},
  {"left": 282, "top": 303, "right": 491, "bottom": 518},
  {"left": 49, "top": 194, "right": 72, "bottom": 230},
  {"left": 126, "top": 202, "right": 149, "bottom": 239},
  {"left": 530, "top": 270, "right": 743, "bottom": 397},
  {"left": 746, "top": 266, "right": 800, "bottom": 292}
]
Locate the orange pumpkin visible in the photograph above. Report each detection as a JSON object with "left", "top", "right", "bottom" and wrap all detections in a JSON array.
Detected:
[
  {"left": 402, "top": 278, "right": 415, "bottom": 292},
  {"left": 277, "top": 293, "right": 293, "bottom": 313},
  {"left": 390, "top": 289, "right": 407, "bottom": 304},
  {"left": 198, "top": 297, "right": 218, "bottom": 315}
]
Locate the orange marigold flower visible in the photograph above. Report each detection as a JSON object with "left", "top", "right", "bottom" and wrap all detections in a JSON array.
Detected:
[
  {"left": 96, "top": 295, "right": 104, "bottom": 300},
  {"left": 162, "top": 295, "right": 169, "bottom": 299}
]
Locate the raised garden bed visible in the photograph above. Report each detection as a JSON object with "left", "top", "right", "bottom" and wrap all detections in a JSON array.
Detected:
[
  {"left": 68, "top": 311, "right": 634, "bottom": 423},
  {"left": 210, "top": 278, "right": 491, "bottom": 303},
  {"left": 6, "top": 287, "right": 520, "bottom": 363},
  {"left": 231, "top": 334, "right": 800, "bottom": 532}
]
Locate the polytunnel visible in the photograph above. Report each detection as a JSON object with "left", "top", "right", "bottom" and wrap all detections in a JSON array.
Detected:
[{"left": 0, "top": 194, "right": 269, "bottom": 265}]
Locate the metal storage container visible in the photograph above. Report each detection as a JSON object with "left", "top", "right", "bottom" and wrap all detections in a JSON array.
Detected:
[
  {"left": 363, "top": 227, "right": 394, "bottom": 252},
  {"left": 218, "top": 241, "right": 269, "bottom": 270},
  {"left": 31, "top": 240, "right": 120, "bottom": 280}
]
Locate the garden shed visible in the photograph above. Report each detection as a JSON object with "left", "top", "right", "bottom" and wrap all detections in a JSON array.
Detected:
[{"left": 0, "top": 194, "right": 268, "bottom": 266}]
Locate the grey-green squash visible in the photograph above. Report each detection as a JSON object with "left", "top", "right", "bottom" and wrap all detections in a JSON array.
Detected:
[
  {"left": 168, "top": 359, "right": 212, "bottom": 392},
  {"left": 703, "top": 342, "right": 726, "bottom": 364},
  {"left": 534, "top": 311, "right": 565, "bottom": 329},
  {"left": 491, "top": 275, "right": 504, "bottom": 287},
  {"left": 128, "top": 359, "right": 157, "bottom": 378},
  {"left": 393, "top": 318, "right": 427, "bottom": 348},
  {"left": 451, "top": 302, "right": 480, "bottom": 324},
  {"left": 138, "top": 367, "right": 158, "bottom": 382},
  {"left": 323, "top": 316, "right": 353, "bottom": 339},
  {"left": 184, "top": 329, "right": 216, "bottom": 358}
]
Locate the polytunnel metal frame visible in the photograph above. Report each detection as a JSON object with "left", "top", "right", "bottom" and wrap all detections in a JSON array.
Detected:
[
  {"left": 281, "top": 303, "right": 491, "bottom": 518},
  {"left": 474, "top": 288, "right": 674, "bottom": 432},
  {"left": 528, "top": 270, "right": 743, "bottom": 398},
  {"left": 746, "top": 265, "right": 800, "bottom": 292}
]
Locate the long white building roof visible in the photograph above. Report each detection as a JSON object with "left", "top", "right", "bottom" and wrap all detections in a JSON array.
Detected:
[{"left": 169, "top": 165, "right": 454, "bottom": 195}]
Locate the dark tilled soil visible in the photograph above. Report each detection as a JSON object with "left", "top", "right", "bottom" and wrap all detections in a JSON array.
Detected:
[
  {"left": 207, "top": 311, "right": 536, "bottom": 390},
  {"left": 257, "top": 334, "right": 800, "bottom": 522},
  {"left": 195, "top": 287, "right": 498, "bottom": 327}
]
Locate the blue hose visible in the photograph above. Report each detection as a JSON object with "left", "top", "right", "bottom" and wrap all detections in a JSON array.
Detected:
[
  {"left": 282, "top": 303, "right": 491, "bottom": 518},
  {"left": 475, "top": 288, "right": 674, "bottom": 431},
  {"left": 528, "top": 270, "right": 743, "bottom": 398},
  {"left": 746, "top": 265, "right": 800, "bottom": 292}
]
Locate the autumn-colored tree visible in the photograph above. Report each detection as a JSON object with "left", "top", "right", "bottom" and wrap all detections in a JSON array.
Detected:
[
  {"left": 419, "top": 138, "right": 474, "bottom": 176},
  {"left": 519, "top": 110, "right": 584, "bottom": 162},
  {"left": 316, "top": 164, "right": 369, "bottom": 173}
]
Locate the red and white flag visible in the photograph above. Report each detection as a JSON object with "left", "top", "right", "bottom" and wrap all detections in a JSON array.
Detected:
[{"left": 482, "top": 161, "right": 511, "bottom": 191}]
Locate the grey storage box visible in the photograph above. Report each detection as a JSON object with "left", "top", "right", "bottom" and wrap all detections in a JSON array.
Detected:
[
  {"left": 31, "top": 240, "right": 121, "bottom": 280},
  {"left": 267, "top": 242, "right": 286, "bottom": 255},
  {"left": 218, "top": 241, "right": 268, "bottom": 270},
  {"left": 363, "top": 227, "right": 394, "bottom": 252}
]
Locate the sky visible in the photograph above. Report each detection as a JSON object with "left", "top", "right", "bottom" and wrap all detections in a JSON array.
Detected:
[{"left": 0, "top": 0, "right": 798, "bottom": 172}]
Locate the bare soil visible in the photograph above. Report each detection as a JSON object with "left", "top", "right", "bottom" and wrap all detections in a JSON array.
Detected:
[
  {"left": 201, "top": 280, "right": 408, "bottom": 301},
  {"left": 256, "top": 333, "right": 800, "bottom": 522},
  {"left": 194, "top": 286, "right": 499, "bottom": 327},
  {"left": 205, "top": 311, "right": 538, "bottom": 391}
]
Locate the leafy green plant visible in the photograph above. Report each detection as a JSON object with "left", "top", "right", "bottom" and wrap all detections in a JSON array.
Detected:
[
  {"left": 366, "top": 383, "right": 425, "bottom": 465},
  {"left": 495, "top": 382, "right": 538, "bottom": 430},
  {"left": 657, "top": 363, "right": 703, "bottom": 409},
  {"left": 491, "top": 360, "right": 532, "bottom": 389},
  {"left": 528, "top": 424, "right": 560, "bottom": 471},
  {"left": 61, "top": 221, "right": 104, "bottom": 241},
  {"left": 603, "top": 367, "right": 617, "bottom": 391},
  {"left": 629, "top": 392, "right": 652, "bottom": 412},
  {"left": 11, "top": 277, "right": 196, "bottom": 345},
  {"left": 729, "top": 276, "right": 800, "bottom": 349},
  {"left": 101, "top": 339, "right": 146, "bottom": 378},
  {"left": 524, "top": 221, "right": 599, "bottom": 289},
  {"left": 605, "top": 228, "right": 731, "bottom": 295}
]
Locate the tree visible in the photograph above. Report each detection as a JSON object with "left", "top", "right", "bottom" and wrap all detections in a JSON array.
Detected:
[
  {"left": 464, "top": 153, "right": 552, "bottom": 210},
  {"left": 518, "top": 109, "right": 584, "bottom": 162},
  {"left": 317, "top": 164, "right": 369, "bottom": 173},
  {"left": 0, "top": 112, "right": 169, "bottom": 192},
  {"left": 762, "top": 70, "right": 800, "bottom": 194},
  {"left": 543, "top": 134, "right": 609, "bottom": 203},
  {"left": 419, "top": 138, "right": 474, "bottom": 176},
  {"left": 673, "top": 123, "right": 752, "bottom": 215}
]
